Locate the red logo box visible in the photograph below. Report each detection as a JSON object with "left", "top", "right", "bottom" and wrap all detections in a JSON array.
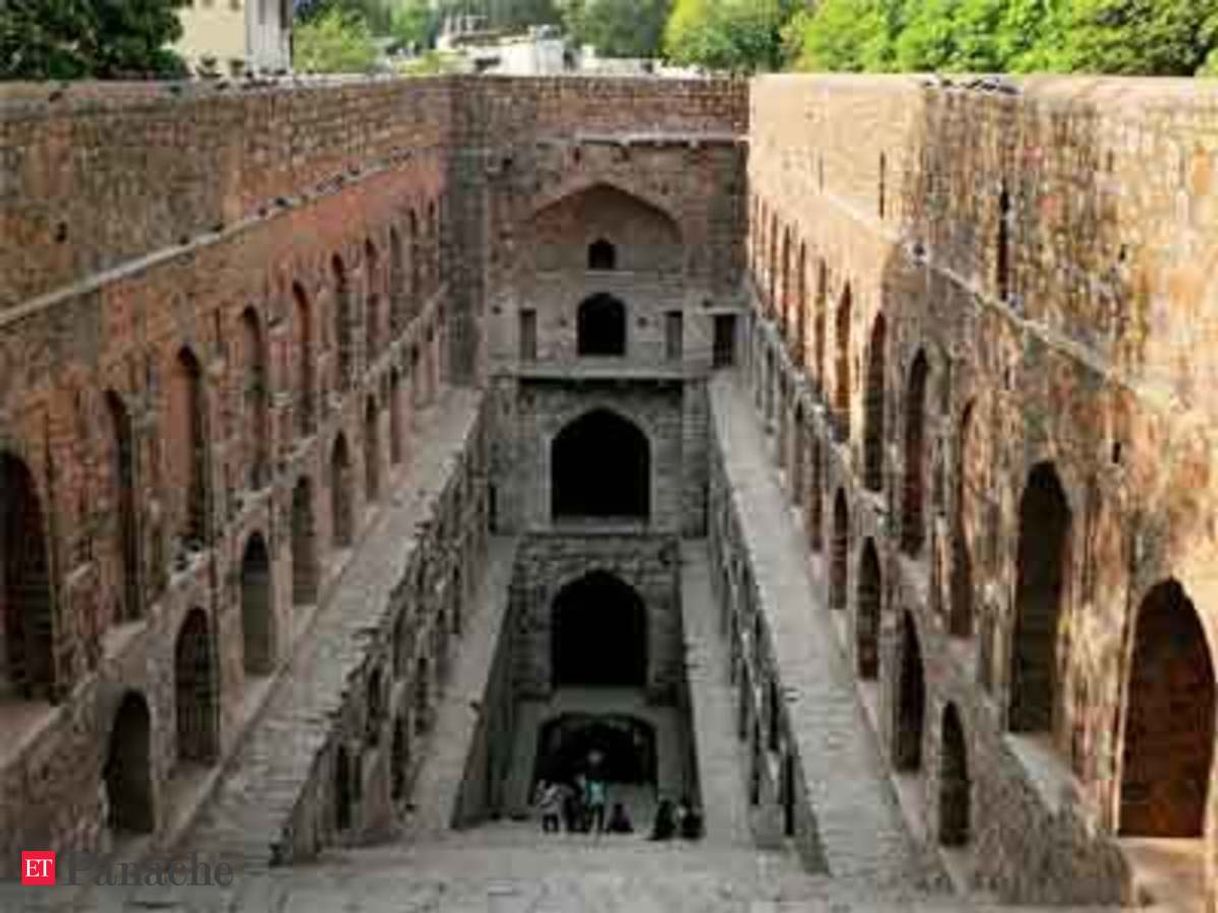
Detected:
[{"left": 21, "top": 851, "right": 55, "bottom": 886}]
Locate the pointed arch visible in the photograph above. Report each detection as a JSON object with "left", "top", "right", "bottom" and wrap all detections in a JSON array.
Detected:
[
  {"left": 106, "top": 391, "right": 141, "bottom": 623},
  {"left": 175, "top": 608, "right": 218, "bottom": 763},
  {"left": 240, "top": 532, "right": 273, "bottom": 676},
  {"left": 1009, "top": 462, "right": 1071, "bottom": 733},
  {"left": 240, "top": 306, "right": 270, "bottom": 488},
  {"left": 834, "top": 284, "right": 852, "bottom": 441},
  {"left": 331, "top": 433, "right": 354, "bottom": 548},
  {"left": 104, "top": 691, "right": 154, "bottom": 834},
  {"left": 863, "top": 313, "right": 886, "bottom": 492},
  {"left": 551, "top": 571, "right": 647, "bottom": 688},
  {"left": 333, "top": 254, "right": 354, "bottom": 389},
  {"left": 171, "top": 347, "right": 208, "bottom": 546},
  {"left": 551, "top": 409, "right": 649, "bottom": 521},
  {"left": 0, "top": 452, "right": 54, "bottom": 698},
  {"left": 293, "top": 282, "right": 315, "bottom": 435},
  {"left": 901, "top": 350, "right": 930, "bottom": 556},
  {"left": 939, "top": 703, "right": 970, "bottom": 845},
  {"left": 577, "top": 294, "right": 627, "bottom": 356},
  {"left": 1119, "top": 580, "right": 1215, "bottom": 836},
  {"left": 364, "top": 396, "right": 380, "bottom": 504},
  {"left": 857, "top": 538, "right": 881, "bottom": 679},
  {"left": 830, "top": 489, "right": 849, "bottom": 610},
  {"left": 896, "top": 611, "right": 925, "bottom": 770},
  {"left": 291, "top": 476, "right": 318, "bottom": 606}
]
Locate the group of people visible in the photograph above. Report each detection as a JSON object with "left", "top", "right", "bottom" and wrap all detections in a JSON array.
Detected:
[{"left": 533, "top": 776, "right": 703, "bottom": 841}]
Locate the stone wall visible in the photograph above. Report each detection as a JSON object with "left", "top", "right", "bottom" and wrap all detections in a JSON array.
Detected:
[{"left": 747, "top": 74, "right": 1218, "bottom": 905}]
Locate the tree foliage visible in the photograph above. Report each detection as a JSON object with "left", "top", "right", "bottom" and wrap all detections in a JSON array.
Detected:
[
  {"left": 558, "top": 0, "right": 671, "bottom": 58},
  {"left": 1, "top": 0, "right": 187, "bottom": 80},
  {"left": 785, "top": 0, "right": 1218, "bottom": 75},
  {"left": 293, "top": 8, "right": 379, "bottom": 73},
  {"left": 663, "top": 0, "right": 796, "bottom": 72}
]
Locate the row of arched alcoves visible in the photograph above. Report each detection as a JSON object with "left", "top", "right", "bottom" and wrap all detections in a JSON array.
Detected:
[{"left": 747, "top": 291, "right": 1216, "bottom": 861}]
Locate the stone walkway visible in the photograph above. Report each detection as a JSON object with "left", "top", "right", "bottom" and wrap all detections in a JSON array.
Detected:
[
  {"left": 680, "top": 542, "right": 758, "bottom": 848},
  {"left": 708, "top": 373, "right": 931, "bottom": 888},
  {"left": 174, "top": 389, "right": 483, "bottom": 869}
]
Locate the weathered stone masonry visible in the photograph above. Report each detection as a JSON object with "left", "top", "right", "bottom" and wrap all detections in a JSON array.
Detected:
[{"left": 744, "top": 74, "right": 1218, "bottom": 906}]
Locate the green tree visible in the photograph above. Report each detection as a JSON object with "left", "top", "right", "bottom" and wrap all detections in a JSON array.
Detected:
[
  {"left": 1049, "top": 0, "right": 1218, "bottom": 75},
  {"left": 559, "top": 0, "right": 671, "bottom": 58},
  {"left": 664, "top": 0, "right": 794, "bottom": 72},
  {"left": 294, "top": 8, "right": 379, "bottom": 73},
  {"left": 1, "top": 0, "right": 187, "bottom": 80},
  {"left": 390, "top": 0, "right": 439, "bottom": 49},
  {"left": 785, "top": 0, "right": 901, "bottom": 71}
]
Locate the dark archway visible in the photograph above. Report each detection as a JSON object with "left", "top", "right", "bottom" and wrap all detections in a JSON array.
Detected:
[
  {"left": 895, "top": 612, "right": 925, "bottom": 771},
  {"left": 901, "top": 350, "right": 929, "bottom": 556},
  {"left": 857, "top": 538, "right": 881, "bottom": 680},
  {"left": 0, "top": 453, "right": 54, "bottom": 699},
  {"left": 240, "top": 533, "right": 273, "bottom": 676},
  {"left": 106, "top": 392, "right": 141, "bottom": 623},
  {"left": 863, "top": 314, "right": 886, "bottom": 492},
  {"left": 833, "top": 284, "right": 852, "bottom": 441},
  {"left": 939, "top": 703, "right": 970, "bottom": 846},
  {"left": 551, "top": 410, "right": 649, "bottom": 521},
  {"left": 533, "top": 713, "right": 657, "bottom": 787},
  {"left": 389, "top": 225, "right": 406, "bottom": 336},
  {"left": 104, "top": 691, "right": 154, "bottom": 834},
  {"left": 551, "top": 571, "right": 647, "bottom": 688},
  {"left": 414, "top": 655, "right": 430, "bottom": 734},
  {"left": 365, "top": 238, "right": 381, "bottom": 360},
  {"left": 240, "top": 307, "right": 269, "bottom": 489},
  {"left": 588, "top": 238, "right": 616, "bottom": 270},
  {"left": 175, "top": 608, "right": 218, "bottom": 764},
  {"left": 389, "top": 368, "right": 404, "bottom": 466},
  {"left": 830, "top": 489, "right": 849, "bottom": 610},
  {"left": 791, "top": 404, "right": 806, "bottom": 504},
  {"left": 331, "top": 434, "right": 354, "bottom": 548},
  {"left": 172, "top": 347, "right": 208, "bottom": 546},
  {"left": 1119, "top": 580, "right": 1215, "bottom": 837},
  {"left": 366, "top": 666, "right": 384, "bottom": 747},
  {"left": 293, "top": 283, "right": 315, "bottom": 435},
  {"left": 364, "top": 397, "right": 380, "bottom": 504},
  {"left": 291, "top": 477, "right": 318, "bottom": 606},
  {"left": 949, "top": 403, "right": 975, "bottom": 637},
  {"left": 391, "top": 712, "right": 410, "bottom": 800},
  {"left": 333, "top": 255, "right": 354, "bottom": 389},
  {"left": 1009, "top": 462, "right": 1071, "bottom": 734},
  {"left": 335, "top": 745, "right": 352, "bottom": 831},
  {"left": 577, "top": 294, "right": 626, "bottom": 356}
]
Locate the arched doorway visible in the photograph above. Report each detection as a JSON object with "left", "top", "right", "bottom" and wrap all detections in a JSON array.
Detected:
[
  {"left": 240, "top": 307, "right": 269, "bottom": 488},
  {"left": 335, "top": 745, "right": 352, "bottom": 831},
  {"left": 857, "top": 538, "right": 881, "bottom": 679},
  {"left": 171, "top": 347, "right": 208, "bottom": 546},
  {"left": 833, "top": 284, "right": 851, "bottom": 441},
  {"left": 364, "top": 397, "right": 380, "bottom": 504},
  {"left": 293, "top": 283, "right": 315, "bottom": 435},
  {"left": 901, "top": 350, "right": 929, "bottom": 556},
  {"left": 807, "top": 436, "right": 823, "bottom": 552},
  {"left": 104, "top": 691, "right": 154, "bottom": 834},
  {"left": 863, "top": 313, "right": 886, "bottom": 491},
  {"left": 551, "top": 410, "right": 649, "bottom": 521},
  {"left": 391, "top": 712, "right": 410, "bottom": 800},
  {"left": 291, "top": 477, "right": 318, "bottom": 606},
  {"left": 333, "top": 255, "right": 354, "bottom": 389},
  {"left": 0, "top": 452, "right": 54, "bottom": 699},
  {"left": 240, "top": 533, "right": 273, "bottom": 676},
  {"left": 1009, "top": 462, "right": 1071, "bottom": 733},
  {"left": 175, "top": 608, "right": 218, "bottom": 764},
  {"left": 331, "top": 433, "right": 354, "bottom": 548},
  {"left": 106, "top": 392, "right": 141, "bottom": 623},
  {"left": 532, "top": 714, "right": 657, "bottom": 787},
  {"left": 551, "top": 571, "right": 647, "bottom": 688},
  {"left": 577, "top": 294, "right": 626, "bottom": 355},
  {"left": 939, "top": 703, "right": 970, "bottom": 846},
  {"left": 1119, "top": 580, "right": 1215, "bottom": 836},
  {"left": 830, "top": 489, "right": 849, "bottom": 610},
  {"left": 588, "top": 239, "right": 616, "bottom": 270},
  {"left": 896, "top": 612, "right": 925, "bottom": 771},
  {"left": 949, "top": 403, "right": 975, "bottom": 637}
]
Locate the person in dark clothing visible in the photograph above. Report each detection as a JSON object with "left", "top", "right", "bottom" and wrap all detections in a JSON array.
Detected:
[
  {"left": 605, "top": 801, "right": 634, "bottom": 834},
  {"left": 648, "top": 798, "right": 677, "bottom": 841}
]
